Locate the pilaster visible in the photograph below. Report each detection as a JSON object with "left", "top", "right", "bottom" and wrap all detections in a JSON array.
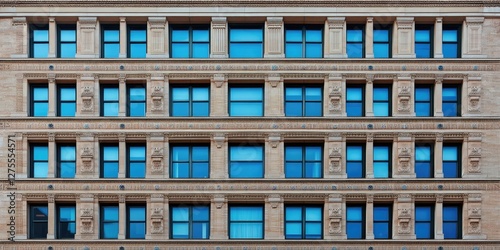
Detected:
[
  {"left": 264, "top": 17, "right": 284, "bottom": 58},
  {"left": 148, "top": 74, "right": 167, "bottom": 116},
  {"left": 211, "top": 73, "right": 228, "bottom": 117},
  {"left": 394, "top": 194, "right": 415, "bottom": 239},
  {"left": 265, "top": 133, "right": 283, "bottom": 178},
  {"left": 79, "top": 74, "right": 97, "bottom": 116},
  {"left": 325, "top": 194, "right": 345, "bottom": 239},
  {"left": 434, "top": 133, "right": 444, "bottom": 178},
  {"left": 76, "top": 17, "right": 98, "bottom": 58},
  {"left": 464, "top": 132, "right": 483, "bottom": 178},
  {"left": 365, "top": 75, "right": 374, "bottom": 117},
  {"left": 265, "top": 194, "right": 283, "bottom": 239},
  {"left": 48, "top": 17, "right": 56, "bottom": 58},
  {"left": 365, "top": 133, "right": 374, "bottom": 178},
  {"left": 118, "top": 195, "right": 126, "bottom": 239},
  {"left": 395, "top": 74, "right": 413, "bottom": 116},
  {"left": 365, "top": 17, "right": 374, "bottom": 58},
  {"left": 148, "top": 133, "right": 166, "bottom": 179},
  {"left": 48, "top": 133, "right": 55, "bottom": 178},
  {"left": 325, "top": 17, "right": 346, "bottom": 58},
  {"left": 464, "top": 75, "right": 481, "bottom": 116},
  {"left": 325, "top": 73, "right": 344, "bottom": 117},
  {"left": 211, "top": 133, "right": 227, "bottom": 179},
  {"left": 434, "top": 17, "right": 443, "bottom": 58},
  {"left": 76, "top": 194, "right": 96, "bottom": 240},
  {"left": 265, "top": 73, "right": 283, "bottom": 116},
  {"left": 462, "top": 17, "right": 486, "bottom": 58},
  {"left": 211, "top": 194, "right": 228, "bottom": 239},
  {"left": 435, "top": 195, "right": 444, "bottom": 239},
  {"left": 119, "top": 75, "right": 126, "bottom": 116},
  {"left": 47, "top": 194, "right": 55, "bottom": 239},
  {"left": 326, "top": 133, "right": 346, "bottom": 179},
  {"left": 77, "top": 133, "right": 95, "bottom": 179},
  {"left": 464, "top": 194, "right": 486, "bottom": 239},
  {"left": 434, "top": 75, "right": 443, "bottom": 117},
  {"left": 147, "top": 194, "right": 166, "bottom": 240},
  {"left": 47, "top": 74, "right": 56, "bottom": 116},
  {"left": 394, "top": 133, "right": 415, "bottom": 178},
  {"left": 211, "top": 17, "right": 228, "bottom": 58},
  {"left": 118, "top": 133, "right": 126, "bottom": 178},
  {"left": 11, "top": 17, "right": 28, "bottom": 58},
  {"left": 147, "top": 17, "right": 169, "bottom": 58},
  {"left": 393, "top": 17, "right": 415, "bottom": 58},
  {"left": 119, "top": 17, "right": 127, "bottom": 58},
  {"left": 365, "top": 195, "right": 374, "bottom": 239}
]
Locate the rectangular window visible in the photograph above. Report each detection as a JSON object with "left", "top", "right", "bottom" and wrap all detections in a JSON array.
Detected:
[
  {"left": 57, "top": 85, "right": 76, "bottom": 117},
  {"left": 415, "top": 25, "right": 433, "bottom": 58},
  {"left": 100, "top": 205, "right": 119, "bottom": 239},
  {"left": 415, "top": 85, "right": 433, "bottom": 117},
  {"left": 346, "top": 85, "right": 364, "bottom": 117},
  {"left": 30, "top": 144, "right": 48, "bottom": 178},
  {"left": 373, "top": 26, "right": 391, "bottom": 58},
  {"left": 346, "top": 144, "right": 364, "bottom": 178},
  {"left": 31, "top": 85, "right": 48, "bottom": 117},
  {"left": 229, "top": 86, "right": 263, "bottom": 116},
  {"left": 443, "top": 25, "right": 461, "bottom": 58},
  {"left": 443, "top": 144, "right": 461, "bottom": 178},
  {"left": 127, "top": 144, "right": 146, "bottom": 178},
  {"left": 346, "top": 25, "right": 364, "bottom": 58},
  {"left": 101, "top": 25, "right": 120, "bottom": 58},
  {"left": 101, "top": 85, "right": 119, "bottom": 116},
  {"left": 127, "top": 85, "right": 146, "bottom": 116},
  {"left": 171, "top": 145, "right": 209, "bottom": 178},
  {"left": 442, "top": 85, "right": 460, "bottom": 117},
  {"left": 101, "top": 144, "right": 119, "bottom": 178},
  {"left": 57, "top": 144, "right": 76, "bottom": 178},
  {"left": 443, "top": 204, "right": 462, "bottom": 239},
  {"left": 171, "top": 205, "right": 210, "bottom": 239},
  {"left": 57, "top": 205, "right": 76, "bottom": 239},
  {"left": 171, "top": 86, "right": 210, "bottom": 117},
  {"left": 285, "top": 205, "right": 322, "bottom": 239},
  {"left": 30, "top": 205, "right": 48, "bottom": 239},
  {"left": 58, "top": 24, "right": 76, "bottom": 58},
  {"left": 373, "top": 205, "right": 391, "bottom": 239},
  {"left": 229, "top": 205, "right": 264, "bottom": 239},
  {"left": 127, "top": 205, "right": 146, "bottom": 239},
  {"left": 229, "top": 25, "right": 263, "bottom": 58},
  {"left": 415, "top": 205, "right": 434, "bottom": 239},
  {"left": 285, "top": 86, "right": 322, "bottom": 117},
  {"left": 346, "top": 205, "right": 365, "bottom": 239},
  {"left": 373, "top": 85, "right": 391, "bottom": 116},
  {"left": 30, "top": 25, "right": 49, "bottom": 58},
  {"left": 171, "top": 25, "right": 210, "bottom": 58},
  {"left": 128, "top": 25, "right": 147, "bottom": 58},
  {"left": 285, "top": 145, "right": 322, "bottom": 178},
  {"left": 229, "top": 145, "right": 263, "bottom": 178},
  {"left": 415, "top": 144, "right": 433, "bottom": 178},
  {"left": 285, "top": 25, "right": 323, "bottom": 58},
  {"left": 373, "top": 144, "right": 391, "bottom": 178}
]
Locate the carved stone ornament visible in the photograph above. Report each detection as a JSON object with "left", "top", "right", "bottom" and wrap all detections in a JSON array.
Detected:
[
  {"left": 468, "top": 147, "right": 482, "bottom": 173},
  {"left": 328, "top": 207, "right": 342, "bottom": 235},
  {"left": 268, "top": 135, "right": 281, "bottom": 148},
  {"left": 468, "top": 207, "right": 482, "bottom": 234},
  {"left": 150, "top": 207, "right": 164, "bottom": 234},
  {"left": 398, "top": 147, "right": 412, "bottom": 174},
  {"left": 267, "top": 194, "right": 281, "bottom": 209},
  {"left": 150, "top": 86, "right": 164, "bottom": 111},
  {"left": 397, "top": 85, "right": 411, "bottom": 113},
  {"left": 213, "top": 194, "right": 225, "bottom": 209},
  {"left": 328, "top": 84, "right": 342, "bottom": 113},
  {"left": 81, "top": 147, "right": 94, "bottom": 173},
  {"left": 213, "top": 134, "right": 225, "bottom": 149},
  {"left": 212, "top": 74, "right": 226, "bottom": 88},
  {"left": 81, "top": 86, "right": 94, "bottom": 112},
  {"left": 328, "top": 147, "right": 342, "bottom": 174},
  {"left": 151, "top": 147, "right": 164, "bottom": 174},
  {"left": 80, "top": 208, "right": 94, "bottom": 234},
  {"left": 397, "top": 208, "right": 412, "bottom": 234}
]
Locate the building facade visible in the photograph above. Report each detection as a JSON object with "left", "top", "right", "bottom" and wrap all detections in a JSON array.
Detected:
[{"left": 1, "top": 0, "right": 500, "bottom": 249}]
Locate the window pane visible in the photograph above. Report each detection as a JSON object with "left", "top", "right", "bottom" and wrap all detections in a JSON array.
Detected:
[
  {"left": 305, "top": 147, "right": 322, "bottom": 161},
  {"left": 416, "top": 206, "right": 432, "bottom": 220},
  {"left": 34, "top": 162, "right": 48, "bottom": 178},
  {"left": 443, "top": 103, "right": 458, "bottom": 117},
  {"left": 129, "top": 87, "right": 145, "bottom": 101},
  {"left": 172, "top": 146, "right": 189, "bottom": 161},
  {"left": 172, "top": 163, "right": 189, "bottom": 178},
  {"left": 286, "top": 222, "right": 302, "bottom": 238},
  {"left": 374, "top": 206, "right": 390, "bottom": 220},
  {"left": 129, "top": 207, "right": 145, "bottom": 221},
  {"left": 192, "top": 163, "right": 209, "bottom": 178},
  {"left": 415, "top": 222, "right": 432, "bottom": 238},
  {"left": 130, "top": 30, "right": 146, "bottom": 42},
  {"left": 103, "top": 103, "right": 119, "bottom": 116},
  {"left": 60, "top": 87, "right": 76, "bottom": 101},
  {"left": 230, "top": 207, "right": 263, "bottom": 221},
  {"left": 415, "top": 103, "right": 431, "bottom": 116},
  {"left": 129, "top": 103, "right": 145, "bottom": 116},
  {"left": 34, "top": 145, "right": 49, "bottom": 160},
  {"left": 192, "top": 102, "right": 209, "bottom": 116},
  {"left": 230, "top": 43, "right": 262, "bottom": 58},
  {"left": 373, "top": 87, "right": 389, "bottom": 101},
  {"left": 305, "top": 162, "right": 322, "bottom": 178},
  {"left": 285, "top": 43, "right": 303, "bottom": 58},
  {"left": 104, "top": 44, "right": 120, "bottom": 58},
  {"left": 59, "top": 162, "right": 76, "bottom": 178},
  {"left": 230, "top": 29, "right": 262, "bottom": 42},
  {"left": 305, "top": 207, "right": 322, "bottom": 221},
  {"left": 347, "top": 162, "right": 363, "bottom": 178},
  {"left": 230, "top": 102, "right": 263, "bottom": 116},
  {"left": 192, "top": 43, "right": 209, "bottom": 58},
  {"left": 103, "top": 88, "right": 119, "bottom": 101},
  {"left": 104, "top": 30, "right": 119, "bottom": 42},
  {"left": 60, "top": 30, "right": 76, "bottom": 42},
  {"left": 33, "top": 103, "right": 48, "bottom": 116},
  {"left": 60, "top": 146, "right": 76, "bottom": 161},
  {"left": 231, "top": 87, "right": 263, "bottom": 101},
  {"left": 305, "top": 29, "right": 322, "bottom": 42},
  {"left": 305, "top": 102, "right": 322, "bottom": 116},
  {"left": 34, "top": 29, "right": 49, "bottom": 41},
  {"left": 443, "top": 222, "right": 458, "bottom": 239},
  {"left": 129, "top": 222, "right": 145, "bottom": 238},
  {"left": 415, "top": 30, "right": 430, "bottom": 42},
  {"left": 443, "top": 146, "right": 458, "bottom": 161},
  {"left": 192, "top": 146, "right": 209, "bottom": 161},
  {"left": 373, "top": 103, "right": 389, "bottom": 116},
  {"left": 443, "top": 30, "right": 458, "bottom": 42},
  {"left": 230, "top": 162, "right": 263, "bottom": 178},
  {"left": 60, "top": 44, "right": 76, "bottom": 58},
  {"left": 373, "top": 162, "right": 389, "bottom": 178},
  {"left": 305, "top": 88, "right": 322, "bottom": 101},
  {"left": 443, "top": 44, "right": 458, "bottom": 58},
  {"left": 305, "top": 223, "right": 322, "bottom": 238},
  {"left": 347, "top": 29, "right": 363, "bottom": 42},
  {"left": 286, "top": 29, "right": 302, "bottom": 42},
  {"left": 373, "top": 29, "right": 389, "bottom": 42},
  {"left": 192, "top": 87, "right": 209, "bottom": 101},
  {"left": 305, "top": 43, "right": 322, "bottom": 58},
  {"left": 346, "top": 43, "right": 363, "bottom": 58},
  {"left": 285, "top": 162, "right": 303, "bottom": 178},
  {"left": 285, "top": 102, "right": 302, "bottom": 116},
  {"left": 374, "top": 43, "right": 389, "bottom": 58},
  {"left": 285, "top": 207, "right": 302, "bottom": 220},
  {"left": 347, "top": 146, "right": 363, "bottom": 161},
  {"left": 416, "top": 43, "right": 431, "bottom": 58},
  {"left": 230, "top": 146, "right": 263, "bottom": 161},
  {"left": 33, "top": 44, "right": 49, "bottom": 58},
  {"left": 103, "top": 206, "right": 119, "bottom": 220},
  {"left": 374, "top": 146, "right": 389, "bottom": 161},
  {"left": 415, "top": 146, "right": 431, "bottom": 161},
  {"left": 103, "top": 146, "right": 119, "bottom": 161},
  {"left": 347, "top": 223, "right": 363, "bottom": 239},
  {"left": 33, "top": 87, "right": 48, "bottom": 100},
  {"left": 347, "top": 88, "right": 363, "bottom": 101},
  {"left": 172, "top": 43, "right": 190, "bottom": 58},
  {"left": 129, "top": 147, "right": 145, "bottom": 161},
  {"left": 193, "top": 29, "right": 209, "bottom": 42},
  {"left": 415, "top": 162, "right": 432, "bottom": 178},
  {"left": 415, "top": 87, "right": 431, "bottom": 101},
  {"left": 103, "top": 163, "right": 119, "bottom": 178},
  {"left": 443, "top": 162, "right": 459, "bottom": 178},
  {"left": 130, "top": 44, "right": 146, "bottom": 58},
  {"left": 172, "top": 88, "right": 189, "bottom": 101},
  {"left": 374, "top": 222, "right": 389, "bottom": 239}
]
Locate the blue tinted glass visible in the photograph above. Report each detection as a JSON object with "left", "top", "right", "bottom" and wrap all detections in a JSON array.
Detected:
[
  {"left": 129, "top": 222, "right": 145, "bottom": 239},
  {"left": 172, "top": 207, "right": 189, "bottom": 221},
  {"left": 60, "top": 44, "right": 76, "bottom": 58},
  {"left": 230, "top": 146, "right": 263, "bottom": 161},
  {"left": 230, "top": 207, "right": 263, "bottom": 221},
  {"left": 59, "top": 207, "right": 76, "bottom": 221},
  {"left": 443, "top": 162, "right": 459, "bottom": 178},
  {"left": 374, "top": 223, "right": 389, "bottom": 239},
  {"left": 286, "top": 146, "right": 302, "bottom": 161},
  {"left": 192, "top": 146, "right": 209, "bottom": 161},
  {"left": 305, "top": 207, "right": 322, "bottom": 221},
  {"left": 347, "top": 162, "right": 363, "bottom": 178},
  {"left": 374, "top": 43, "right": 389, "bottom": 58},
  {"left": 415, "top": 222, "right": 432, "bottom": 239},
  {"left": 172, "top": 88, "right": 189, "bottom": 101},
  {"left": 104, "top": 44, "right": 120, "bottom": 58},
  {"left": 193, "top": 43, "right": 209, "bottom": 58},
  {"left": 192, "top": 102, "right": 209, "bottom": 116},
  {"left": 374, "top": 162, "right": 389, "bottom": 178},
  {"left": 415, "top": 30, "right": 430, "bottom": 42},
  {"left": 285, "top": 162, "right": 302, "bottom": 178},
  {"left": 415, "top": 162, "right": 432, "bottom": 178},
  {"left": 305, "top": 29, "right": 322, "bottom": 42},
  {"left": 347, "top": 29, "right": 363, "bottom": 42},
  {"left": 443, "top": 222, "right": 458, "bottom": 239},
  {"left": 34, "top": 162, "right": 48, "bottom": 177},
  {"left": 347, "top": 88, "right": 363, "bottom": 101},
  {"left": 231, "top": 87, "right": 263, "bottom": 101},
  {"left": 443, "top": 103, "right": 458, "bottom": 117},
  {"left": 60, "top": 87, "right": 76, "bottom": 101},
  {"left": 305, "top": 147, "right": 322, "bottom": 161},
  {"left": 347, "top": 222, "right": 363, "bottom": 239},
  {"left": 373, "top": 87, "right": 389, "bottom": 101},
  {"left": 285, "top": 102, "right": 302, "bottom": 116},
  {"left": 374, "top": 103, "right": 389, "bottom": 116},
  {"left": 130, "top": 44, "right": 146, "bottom": 58},
  {"left": 129, "top": 87, "right": 145, "bottom": 101},
  {"left": 172, "top": 223, "right": 189, "bottom": 238},
  {"left": 285, "top": 207, "right": 302, "bottom": 220},
  {"left": 415, "top": 87, "right": 431, "bottom": 101},
  {"left": 192, "top": 162, "right": 209, "bottom": 178},
  {"left": 193, "top": 29, "right": 209, "bottom": 42},
  {"left": 286, "top": 222, "right": 302, "bottom": 238},
  {"left": 193, "top": 87, "right": 209, "bottom": 101},
  {"left": 130, "top": 103, "right": 145, "bottom": 116},
  {"left": 60, "top": 146, "right": 76, "bottom": 161},
  {"left": 305, "top": 102, "right": 322, "bottom": 116},
  {"left": 305, "top": 163, "right": 322, "bottom": 178},
  {"left": 104, "top": 206, "right": 119, "bottom": 220},
  {"left": 230, "top": 102, "right": 263, "bottom": 116},
  {"left": 347, "top": 146, "right": 363, "bottom": 161},
  {"left": 103, "top": 162, "right": 119, "bottom": 178},
  {"left": 130, "top": 30, "right": 146, "bottom": 42},
  {"left": 443, "top": 206, "right": 459, "bottom": 221},
  {"left": 34, "top": 146, "right": 48, "bottom": 160},
  {"left": 104, "top": 30, "right": 119, "bottom": 42},
  {"left": 230, "top": 43, "right": 262, "bottom": 58},
  {"left": 33, "top": 44, "right": 49, "bottom": 58},
  {"left": 443, "top": 146, "right": 458, "bottom": 161},
  {"left": 230, "top": 162, "right": 263, "bottom": 178},
  {"left": 443, "top": 87, "right": 458, "bottom": 101},
  {"left": 129, "top": 207, "right": 145, "bottom": 221},
  {"left": 103, "top": 146, "right": 119, "bottom": 161},
  {"left": 346, "top": 43, "right": 363, "bottom": 58},
  {"left": 103, "top": 103, "right": 119, "bottom": 116},
  {"left": 103, "top": 222, "right": 119, "bottom": 238},
  {"left": 172, "top": 43, "right": 190, "bottom": 58},
  {"left": 193, "top": 206, "right": 209, "bottom": 220},
  {"left": 286, "top": 29, "right": 302, "bottom": 42},
  {"left": 103, "top": 88, "right": 119, "bottom": 101},
  {"left": 60, "top": 162, "right": 75, "bottom": 178},
  {"left": 416, "top": 43, "right": 431, "bottom": 58},
  {"left": 373, "top": 29, "right": 389, "bottom": 42},
  {"left": 34, "top": 29, "right": 49, "bottom": 41},
  {"left": 129, "top": 146, "right": 145, "bottom": 161},
  {"left": 415, "top": 103, "right": 431, "bottom": 116},
  {"left": 305, "top": 88, "right": 321, "bottom": 101},
  {"left": 415, "top": 146, "right": 431, "bottom": 161},
  {"left": 230, "top": 28, "right": 263, "bottom": 42},
  {"left": 172, "top": 103, "right": 189, "bottom": 116},
  {"left": 172, "top": 30, "right": 189, "bottom": 42},
  {"left": 34, "top": 87, "right": 48, "bottom": 100},
  {"left": 443, "top": 30, "right": 458, "bottom": 42},
  {"left": 34, "top": 103, "right": 48, "bottom": 116},
  {"left": 374, "top": 146, "right": 389, "bottom": 161},
  {"left": 305, "top": 43, "right": 322, "bottom": 58},
  {"left": 286, "top": 88, "right": 302, "bottom": 101},
  {"left": 286, "top": 43, "right": 303, "bottom": 58},
  {"left": 60, "top": 30, "right": 76, "bottom": 42},
  {"left": 416, "top": 206, "right": 431, "bottom": 221},
  {"left": 374, "top": 206, "right": 390, "bottom": 220},
  {"left": 346, "top": 103, "right": 362, "bottom": 117},
  {"left": 443, "top": 44, "right": 458, "bottom": 58},
  {"left": 172, "top": 163, "right": 189, "bottom": 178},
  {"left": 172, "top": 146, "right": 189, "bottom": 161}
]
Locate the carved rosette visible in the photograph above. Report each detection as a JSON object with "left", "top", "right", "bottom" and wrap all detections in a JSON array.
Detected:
[
  {"left": 150, "top": 207, "right": 164, "bottom": 234},
  {"left": 151, "top": 86, "right": 164, "bottom": 112},
  {"left": 80, "top": 147, "right": 94, "bottom": 173},
  {"left": 328, "top": 206, "right": 342, "bottom": 235},
  {"left": 80, "top": 208, "right": 94, "bottom": 234},
  {"left": 468, "top": 147, "right": 481, "bottom": 173},
  {"left": 151, "top": 147, "right": 164, "bottom": 174},
  {"left": 328, "top": 147, "right": 342, "bottom": 174},
  {"left": 397, "top": 147, "right": 411, "bottom": 174},
  {"left": 81, "top": 86, "right": 94, "bottom": 112},
  {"left": 397, "top": 208, "right": 412, "bottom": 234}
]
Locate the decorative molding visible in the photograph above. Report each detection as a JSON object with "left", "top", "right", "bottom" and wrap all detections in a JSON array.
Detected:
[
  {"left": 328, "top": 146, "right": 342, "bottom": 174},
  {"left": 151, "top": 147, "right": 164, "bottom": 174}
]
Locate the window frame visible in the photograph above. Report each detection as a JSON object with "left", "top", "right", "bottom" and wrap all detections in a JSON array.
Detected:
[
  {"left": 57, "top": 84, "right": 76, "bottom": 117},
  {"left": 443, "top": 204, "right": 462, "bottom": 239},
  {"left": 442, "top": 84, "right": 461, "bottom": 117},
  {"left": 100, "top": 204, "right": 119, "bottom": 239},
  {"left": 170, "top": 85, "right": 210, "bottom": 117},
  {"left": 30, "top": 84, "right": 49, "bottom": 117},
  {"left": 170, "top": 24, "right": 210, "bottom": 58},
  {"left": 170, "top": 144, "right": 210, "bottom": 178},
  {"left": 56, "top": 143, "right": 76, "bottom": 178},
  {"left": 373, "top": 204, "right": 392, "bottom": 239},
  {"left": 100, "top": 84, "right": 119, "bottom": 116},
  {"left": 415, "top": 143, "right": 434, "bottom": 178},
  {"left": 228, "top": 85, "right": 264, "bottom": 117},
  {"left": 415, "top": 84, "right": 433, "bottom": 117},
  {"left": 100, "top": 144, "right": 119, "bottom": 178},
  {"left": 346, "top": 84, "right": 365, "bottom": 117},
  {"left": 346, "top": 204, "right": 365, "bottom": 239},
  {"left": 284, "top": 24, "right": 323, "bottom": 58},
  {"left": 346, "top": 24, "right": 365, "bottom": 58},
  {"left": 30, "top": 143, "right": 48, "bottom": 178},
  {"left": 415, "top": 204, "right": 434, "bottom": 239},
  {"left": 284, "top": 84, "right": 323, "bottom": 117},
  {"left": 126, "top": 204, "right": 146, "bottom": 239},
  {"left": 126, "top": 143, "right": 146, "bottom": 178},
  {"left": 284, "top": 144, "right": 323, "bottom": 178},
  {"left": 443, "top": 143, "right": 461, "bottom": 178},
  {"left": 29, "top": 204, "right": 48, "bottom": 239},
  {"left": 57, "top": 24, "right": 77, "bottom": 58},
  {"left": 346, "top": 143, "right": 365, "bottom": 178},
  {"left": 284, "top": 205, "right": 323, "bottom": 239},
  {"left": 373, "top": 143, "right": 392, "bottom": 178},
  {"left": 126, "top": 84, "right": 146, "bottom": 117},
  {"left": 229, "top": 144, "right": 264, "bottom": 178},
  {"left": 127, "top": 24, "right": 147, "bottom": 58},
  {"left": 373, "top": 25, "right": 392, "bottom": 58},
  {"left": 415, "top": 24, "right": 434, "bottom": 58},
  {"left": 442, "top": 24, "right": 461, "bottom": 58},
  {"left": 56, "top": 204, "right": 76, "bottom": 239},
  {"left": 373, "top": 84, "right": 391, "bottom": 117},
  {"left": 228, "top": 205, "right": 264, "bottom": 239},
  {"left": 170, "top": 204, "right": 210, "bottom": 239},
  {"left": 30, "top": 24, "right": 49, "bottom": 58},
  {"left": 228, "top": 24, "right": 264, "bottom": 58},
  {"left": 101, "top": 24, "right": 120, "bottom": 58}
]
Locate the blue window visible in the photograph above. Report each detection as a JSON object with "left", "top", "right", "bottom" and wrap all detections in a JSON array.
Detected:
[
  {"left": 30, "top": 205, "right": 48, "bottom": 239},
  {"left": 128, "top": 25, "right": 147, "bottom": 58},
  {"left": 171, "top": 86, "right": 210, "bottom": 117},
  {"left": 127, "top": 205, "right": 146, "bottom": 239},
  {"left": 285, "top": 25, "right": 323, "bottom": 58},
  {"left": 101, "top": 25, "right": 120, "bottom": 58},
  {"left": 101, "top": 145, "right": 119, "bottom": 178},
  {"left": 373, "top": 205, "right": 391, "bottom": 239},
  {"left": 346, "top": 205, "right": 365, "bottom": 239},
  {"left": 443, "top": 205, "right": 461, "bottom": 239},
  {"left": 58, "top": 85, "right": 76, "bottom": 117},
  {"left": 373, "top": 85, "right": 391, "bottom": 116},
  {"left": 443, "top": 85, "right": 460, "bottom": 117},
  {"left": 127, "top": 145, "right": 146, "bottom": 178},
  {"left": 285, "top": 205, "right": 322, "bottom": 239},
  {"left": 101, "top": 85, "right": 119, "bottom": 116},
  {"left": 229, "top": 25, "right": 263, "bottom": 58},
  {"left": 285, "top": 86, "right": 322, "bottom": 117},
  {"left": 443, "top": 25, "right": 461, "bottom": 58},
  {"left": 373, "top": 26, "right": 391, "bottom": 58},
  {"left": 171, "top": 145, "right": 209, "bottom": 178},
  {"left": 346, "top": 86, "right": 364, "bottom": 117},
  {"left": 373, "top": 144, "right": 391, "bottom": 178},
  {"left": 347, "top": 25, "right": 364, "bottom": 58},
  {"left": 58, "top": 25, "right": 76, "bottom": 58},
  {"left": 127, "top": 85, "right": 146, "bottom": 116},
  {"left": 171, "top": 205, "right": 210, "bottom": 239},
  {"left": 443, "top": 144, "right": 461, "bottom": 178},
  {"left": 415, "top": 205, "right": 434, "bottom": 239},
  {"left": 31, "top": 144, "right": 48, "bottom": 178},
  {"left": 229, "top": 206, "right": 264, "bottom": 239},
  {"left": 100, "top": 205, "right": 119, "bottom": 239},
  {"left": 31, "top": 85, "right": 48, "bottom": 117},
  {"left": 415, "top": 85, "right": 433, "bottom": 117},
  {"left": 229, "top": 86, "right": 263, "bottom": 116},
  {"left": 415, "top": 144, "right": 433, "bottom": 178},
  {"left": 57, "top": 144, "right": 76, "bottom": 178},
  {"left": 57, "top": 205, "right": 76, "bottom": 239},
  {"left": 30, "top": 25, "right": 49, "bottom": 58},
  {"left": 415, "top": 25, "right": 433, "bottom": 58},
  {"left": 285, "top": 145, "right": 322, "bottom": 178},
  {"left": 171, "top": 25, "right": 210, "bottom": 58},
  {"left": 346, "top": 144, "right": 364, "bottom": 178},
  {"left": 229, "top": 145, "right": 263, "bottom": 178}
]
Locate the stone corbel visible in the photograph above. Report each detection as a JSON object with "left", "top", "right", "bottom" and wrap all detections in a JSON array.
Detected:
[
  {"left": 268, "top": 134, "right": 281, "bottom": 148},
  {"left": 266, "top": 74, "right": 282, "bottom": 88},
  {"left": 212, "top": 73, "right": 227, "bottom": 88},
  {"left": 213, "top": 194, "right": 226, "bottom": 209},
  {"left": 150, "top": 147, "right": 164, "bottom": 174},
  {"left": 213, "top": 133, "right": 226, "bottom": 149},
  {"left": 267, "top": 194, "right": 282, "bottom": 209}
]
